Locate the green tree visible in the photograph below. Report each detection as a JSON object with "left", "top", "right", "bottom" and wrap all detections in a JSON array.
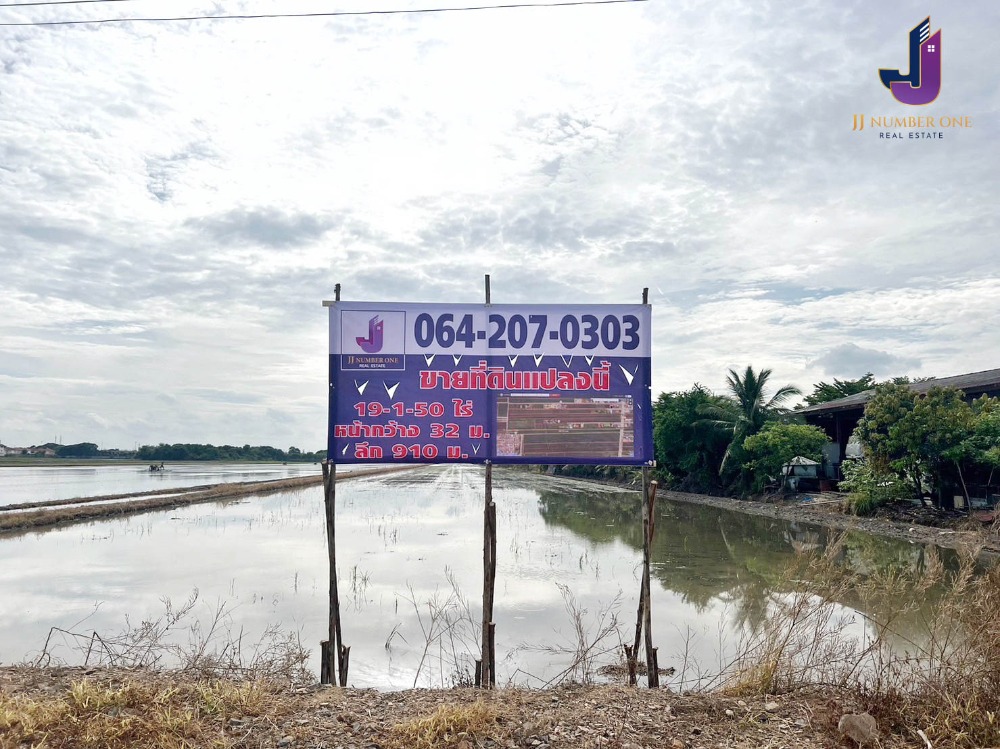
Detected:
[
  {"left": 135, "top": 442, "right": 321, "bottom": 462},
  {"left": 854, "top": 382, "right": 916, "bottom": 477},
  {"left": 56, "top": 442, "right": 99, "bottom": 458},
  {"left": 856, "top": 384, "right": 980, "bottom": 507},
  {"left": 652, "top": 385, "right": 732, "bottom": 493},
  {"left": 969, "top": 398, "right": 1000, "bottom": 475},
  {"left": 741, "top": 422, "right": 830, "bottom": 493},
  {"left": 908, "top": 387, "right": 975, "bottom": 506},
  {"left": 943, "top": 396, "right": 1000, "bottom": 506},
  {"left": 802, "top": 373, "right": 877, "bottom": 406},
  {"left": 699, "top": 366, "right": 802, "bottom": 487}
]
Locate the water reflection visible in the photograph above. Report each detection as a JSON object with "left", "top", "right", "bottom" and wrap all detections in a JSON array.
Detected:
[
  {"left": 535, "top": 483, "right": 956, "bottom": 651},
  {"left": 0, "top": 465, "right": 959, "bottom": 689}
]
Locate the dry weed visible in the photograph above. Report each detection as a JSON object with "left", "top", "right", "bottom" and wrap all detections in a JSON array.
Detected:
[
  {"left": 515, "top": 584, "right": 623, "bottom": 687},
  {"left": 0, "top": 675, "right": 282, "bottom": 749},
  {"left": 708, "top": 536, "right": 1000, "bottom": 748},
  {"left": 401, "top": 568, "right": 480, "bottom": 688},
  {"left": 30, "top": 590, "right": 311, "bottom": 685},
  {"left": 386, "top": 699, "right": 501, "bottom": 749},
  {"left": 713, "top": 539, "right": 870, "bottom": 696},
  {"left": 855, "top": 553, "right": 1000, "bottom": 748}
]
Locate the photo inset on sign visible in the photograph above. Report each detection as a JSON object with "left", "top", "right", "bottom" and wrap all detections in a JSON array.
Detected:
[{"left": 495, "top": 395, "right": 635, "bottom": 459}]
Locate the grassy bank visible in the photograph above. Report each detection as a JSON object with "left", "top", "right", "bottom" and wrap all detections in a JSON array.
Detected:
[{"left": 0, "top": 669, "right": 850, "bottom": 749}]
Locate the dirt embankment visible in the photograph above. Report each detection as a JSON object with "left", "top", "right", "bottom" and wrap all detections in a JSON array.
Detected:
[
  {"left": 0, "top": 466, "right": 416, "bottom": 536},
  {"left": 660, "top": 489, "right": 1000, "bottom": 556},
  {"left": 0, "top": 666, "right": 873, "bottom": 749}
]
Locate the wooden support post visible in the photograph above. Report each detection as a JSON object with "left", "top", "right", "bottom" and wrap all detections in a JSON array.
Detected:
[
  {"left": 320, "top": 461, "right": 349, "bottom": 686},
  {"left": 624, "top": 643, "right": 637, "bottom": 686},
  {"left": 631, "top": 467, "right": 660, "bottom": 687},
  {"left": 488, "top": 621, "right": 497, "bottom": 687},
  {"left": 320, "top": 640, "right": 330, "bottom": 684},
  {"left": 480, "top": 461, "right": 497, "bottom": 687},
  {"left": 339, "top": 644, "right": 351, "bottom": 687},
  {"left": 643, "top": 473, "right": 659, "bottom": 687},
  {"left": 629, "top": 582, "right": 644, "bottom": 685}
]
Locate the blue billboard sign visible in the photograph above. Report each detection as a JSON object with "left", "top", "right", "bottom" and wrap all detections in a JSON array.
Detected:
[{"left": 326, "top": 302, "right": 653, "bottom": 465}]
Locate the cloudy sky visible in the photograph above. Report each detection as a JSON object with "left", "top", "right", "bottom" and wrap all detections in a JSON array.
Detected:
[{"left": 1, "top": 0, "right": 997, "bottom": 451}]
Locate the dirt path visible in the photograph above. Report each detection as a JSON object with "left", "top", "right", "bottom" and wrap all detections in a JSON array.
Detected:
[
  {"left": 0, "top": 466, "right": 418, "bottom": 536},
  {"left": 659, "top": 489, "right": 1000, "bottom": 557}
]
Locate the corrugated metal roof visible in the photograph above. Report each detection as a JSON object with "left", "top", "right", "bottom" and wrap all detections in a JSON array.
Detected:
[
  {"left": 797, "top": 367, "right": 1000, "bottom": 416},
  {"left": 797, "top": 391, "right": 873, "bottom": 415},
  {"left": 785, "top": 456, "right": 820, "bottom": 465}
]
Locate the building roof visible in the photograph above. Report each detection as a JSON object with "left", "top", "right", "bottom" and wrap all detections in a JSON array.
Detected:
[
  {"left": 797, "top": 367, "right": 1000, "bottom": 416},
  {"left": 785, "top": 456, "right": 820, "bottom": 465}
]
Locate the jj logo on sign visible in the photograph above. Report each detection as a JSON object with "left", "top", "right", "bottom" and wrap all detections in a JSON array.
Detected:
[{"left": 356, "top": 316, "right": 384, "bottom": 354}]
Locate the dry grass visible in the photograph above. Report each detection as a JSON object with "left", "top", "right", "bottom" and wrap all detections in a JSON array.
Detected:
[
  {"left": 713, "top": 541, "right": 866, "bottom": 697},
  {"left": 385, "top": 699, "right": 501, "bottom": 749},
  {"left": 854, "top": 552, "right": 1000, "bottom": 748},
  {"left": 706, "top": 538, "right": 1000, "bottom": 748},
  {"left": 30, "top": 590, "right": 313, "bottom": 686},
  {"left": 517, "top": 583, "right": 623, "bottom": 687},
  {"left": 396, "top": 569, "right": 480, "bottom": 689},
  {"left": 0, "top": 675, "right": 282, "bottom": 749}
]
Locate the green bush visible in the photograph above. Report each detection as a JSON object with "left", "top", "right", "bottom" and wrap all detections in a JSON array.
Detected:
[{"left": 839, "top": 457, "right": 907, "bottom": 515}]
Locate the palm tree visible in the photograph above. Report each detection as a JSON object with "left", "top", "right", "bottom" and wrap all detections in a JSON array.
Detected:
[{"left": 701, "top": 365, "right": 802, "bottom": 474}]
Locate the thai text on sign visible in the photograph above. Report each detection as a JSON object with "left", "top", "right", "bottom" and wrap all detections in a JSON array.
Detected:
[{"left": 327, "top": 303, "right": 653, "bottom": 465}]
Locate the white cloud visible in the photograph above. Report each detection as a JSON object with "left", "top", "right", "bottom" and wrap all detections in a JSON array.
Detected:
[
  {"left": 811, "top": 343, "right": 921, "bottom": 378},
  {"left": 1, "top": 0, "right": 998, "bottom": 448}
]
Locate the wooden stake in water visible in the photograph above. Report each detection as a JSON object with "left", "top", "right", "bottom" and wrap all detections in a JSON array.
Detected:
[
  {"left": 478, "top": 274, "right": 497, "bottom": 688},
  {"left": 319, "top": 285, "right": 348, "bottom": 685},
  {"left": 630, "top": 466, "right": 659, "bottom": 687},
  {"left": 643, "top": 474, "right": 659, "bottom": 687},
  {"left": 320, "top": 461, "right": 350, "bottom": 686},
  {"left": 480, "top": 461, "right": 497, "bottom": 687}
]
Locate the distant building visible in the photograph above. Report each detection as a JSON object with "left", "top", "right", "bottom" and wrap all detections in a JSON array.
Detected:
[
  {"left": 798, "top": 367, "right": 1000, "bottom": 478},
  {"left": 0, "top": 444, "right": 58, "bottom": 457}
]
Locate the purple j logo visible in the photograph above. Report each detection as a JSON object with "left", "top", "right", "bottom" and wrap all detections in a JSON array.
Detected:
[
  {"left": 879, "top": 18, "right": 941, "bottom": 106},
  {"left": 356, "top": 316, "right": 384, "bottom": 353}
]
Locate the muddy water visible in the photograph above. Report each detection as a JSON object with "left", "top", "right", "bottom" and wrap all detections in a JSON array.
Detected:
[{"left": 0, "top": 465, "right": 946, "bottom": 688}]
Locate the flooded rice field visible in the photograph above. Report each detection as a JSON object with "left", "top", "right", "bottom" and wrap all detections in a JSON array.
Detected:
[
  {"left": 0, "top": 462, "right": 328, "bottom": 507},
  {"left": 0, "top": 464, "right": 947, "bottom": 689}
]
